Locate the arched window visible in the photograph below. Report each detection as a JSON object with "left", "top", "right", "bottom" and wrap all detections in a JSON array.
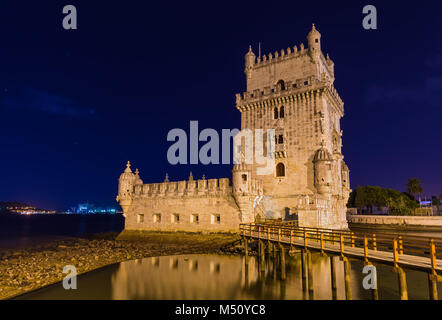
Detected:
[
  {"left": 274, "top": 107, "right": 279, "bottom": 119},
  {"left": 278, "top": 135, "right": 284, "bottom": 144},
  {"left": 276, "top": 163, "right": 285, "bottom": 177},
  {"left": 279, "top": 106, "right": 285, "bottom": 118},
  {"left": 276, "top": 80, "right": 285, "bottom": 91}
]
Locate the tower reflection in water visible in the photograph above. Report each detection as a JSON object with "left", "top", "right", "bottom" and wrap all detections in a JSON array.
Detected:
[
  {"left": 110, "top": 253, "right": 366, "bottom": 300},
  {"left": 18, "top": 253, "right": 439, "bottom": 299}
]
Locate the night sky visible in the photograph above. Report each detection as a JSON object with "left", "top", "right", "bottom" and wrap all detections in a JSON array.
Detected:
[{"left": 0, "top": 1, "right": 441, "bottom": 210}]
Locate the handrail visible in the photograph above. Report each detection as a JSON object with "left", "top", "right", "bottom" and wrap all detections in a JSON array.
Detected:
[{"left": 240, "top": 222, "right": 440, "bottom": 272}]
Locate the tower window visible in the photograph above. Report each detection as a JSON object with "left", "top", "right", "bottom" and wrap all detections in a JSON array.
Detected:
[
  {"left": 191, "top": 214, "right": 199, "bottom": 224},
  {"left": 171, "top": 213, "right": 180, "bottom": 223},
  {"left": 278, "top": 135, "right": 284, "bottom": 144},
  {"left": 211, "top": 214, "right": 221, "bottom": 224},
  {"left": 315, "top": 39, "right": 319, "bottom": 43},
  {"left": 276, "top": 80, "right": 285, "bottom": 91},
  {"left": 153, "top": 214, "right": 161, "bottom": 223},
  {"left": 242, "top": 174, "right": 247, "bottom": 182},
  {"left": 280, "top": 106, "right": 285, "bottom": 118},
  {"left": 276, "top": 163, "right": 285, "bottom": 177},
  {"left": 274, "top": 107, "right": 279, "bottom": 119},
  {"left": 137, "top": 214, "right": 144, "bottom": 223}
]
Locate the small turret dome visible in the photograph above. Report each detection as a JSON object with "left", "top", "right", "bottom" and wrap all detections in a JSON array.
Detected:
[
  {"left": 119, "top": 161, "right": 135, "bottom": 180},
  {"left": 313, "top": 147, "right": 332, "bottom": 162},
  {"left": 134, "top": 168, "right": 143, "bottom": 185},
  {"left": 308, "top": 23, "right": 321, "bottom": 39}
]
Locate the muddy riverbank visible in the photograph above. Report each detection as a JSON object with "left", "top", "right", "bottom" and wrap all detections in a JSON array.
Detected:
[{"left": 0, "top": 231, "right": 240, "bottom": 300}]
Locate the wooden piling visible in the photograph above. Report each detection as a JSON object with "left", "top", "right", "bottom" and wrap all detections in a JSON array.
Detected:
[
  {"left": 428, "top": 273, "right": 438, "bottom": 300},
  {"left": 396, "top": 267, "right": 408, "bottom": 300},
  {"left": 280, "top": 245, "right": 286, "bottom": 281},
  {"left": 307, "top": 251, "right": 314, "bottom": 299},
  {"left": 330, "top": 255, "right": 337, "bottom": 300},
  {"left": 260, "top": 240, "right": 265, "bottom": 272},
  {"left": 343, "top": 257, "right": 352, "bottom": 300},
  {"left": 301, "top": 250, "right": 307, "bottom": 293}
]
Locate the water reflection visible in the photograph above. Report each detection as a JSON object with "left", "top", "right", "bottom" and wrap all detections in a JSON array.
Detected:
[{"left": 18, "top": 253, "right": 442, "bottom": 300}]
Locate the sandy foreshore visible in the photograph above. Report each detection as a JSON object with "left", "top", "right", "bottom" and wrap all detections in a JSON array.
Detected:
[{"left": 0, "top": 231, "right": 240, "bottom": 300}]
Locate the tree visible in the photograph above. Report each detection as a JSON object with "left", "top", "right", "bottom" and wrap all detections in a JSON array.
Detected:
[
  {"left": 354, "top": 186, "right": 366, "bottom": 213},
  {"left": 406, "top": 178, "right": 423, "bottom": 200}
]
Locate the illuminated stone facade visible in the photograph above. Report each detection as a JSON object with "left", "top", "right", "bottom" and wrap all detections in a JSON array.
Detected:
[{"left": 117, "top": 25, "right": 350, "bottom": 231}]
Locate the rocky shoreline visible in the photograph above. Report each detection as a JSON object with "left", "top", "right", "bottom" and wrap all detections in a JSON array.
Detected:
[{"left": 0, "top": 231, "right": 241, "bottom": 300}]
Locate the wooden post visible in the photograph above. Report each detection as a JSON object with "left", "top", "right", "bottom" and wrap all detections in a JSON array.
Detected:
[
  {"left": 244, "top": 238, "right": 249, "bottom": 265},
  {"left": 364, "top": 235, "right": 368, "bottom": 263},
  {"left": 280, "top": 245, "right": 286, "bottom": 281},
  {"left": 393, "top": 238, "right": 399, "bottom": 267},
  {"left": 396, "top": 267, "right": 408, "bottom": 300},
  {"left": 301, "top": 250, "right": 307, "bottom": 294},
  {"left": 278, "top": 228, "right": 281, "bottom": 244},
  {"left": 343, "top": 256, "right": 352, "bottom": 300},
  {"left": 330, "top": 255, "right": 337, "bottom": 300},
  {"left": 290, "top": 229, "right": 294, "bottom": 250},
  {"left": 304, "top": 231, "right": 308, "bottom": 249},
  {"left": 260, "top": 240, "right": 265, "bottom": 272},
  {"left": 267, "top": 240, "right": 272, "bottom": 257},
  {"left": 340, "top": 233, "right": 344, "bottom": 256},
  {"left": 320, "top": 232, "right": 324, "bottom": 253},
  {"left": 428, "top": 273, "right": 438, "bottom": 300},
  {"left": 307, "top": 251, "right": 314, "bottom": 299},
  {"left": 430, "top": 239, "right": 437, "bottom": 272},
  {"left": 398, "top": 236, "right": 403, "bottom": 255},
  {"left": 429, "top": 239, "right": 438, "bottom": 300}
]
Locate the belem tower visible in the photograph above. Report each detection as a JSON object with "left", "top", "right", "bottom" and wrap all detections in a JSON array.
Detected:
[{"left": 117, "top": 25, "right": 351, "bottom": 232}]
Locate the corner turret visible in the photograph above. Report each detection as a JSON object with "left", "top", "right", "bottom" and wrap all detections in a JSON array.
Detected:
[
  {"left": 307, "top": 24, "right": 321, "bottom": 61},
  {"left": 313, "top": 148, "right": 333, "bottom": 195},
  {"left": 116, "top": 161, "right": 135, "bottom": 217},
  {"left": 244, "top": 46, "right": 256, "bottom": 79}
]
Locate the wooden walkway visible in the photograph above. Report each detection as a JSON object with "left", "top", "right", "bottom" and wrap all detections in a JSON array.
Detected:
[{"left": 241, "top": 223, "right": 442, "bottom": 274}]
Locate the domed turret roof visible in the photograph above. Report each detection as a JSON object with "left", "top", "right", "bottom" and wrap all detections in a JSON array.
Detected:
[
  {"left": 245, "top": 45, "right": 256, "bottom": 57},
  {"left": 119, "top": 161, "right": 135, "bottom": 180},
  {"left": 313, "top": 147, "right": 332, "bottom": 162},
  {"left": 134, "top": 168, "right": 143, "bottom": 185},
  {"left": 308, "top": 23, "right": 321, "bottom": 38}
]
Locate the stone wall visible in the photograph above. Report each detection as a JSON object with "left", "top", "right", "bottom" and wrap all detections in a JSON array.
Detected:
[
  {"left": 125, "top": 178, "right": 242, "bottom": 233},
  {"left": 347, "top": 215, "right": 442, "bottom": 227}
]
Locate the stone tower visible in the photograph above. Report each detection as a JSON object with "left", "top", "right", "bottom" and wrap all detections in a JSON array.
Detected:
[{"left": 235, "top": 24, "right": 350, "bottom": 229}]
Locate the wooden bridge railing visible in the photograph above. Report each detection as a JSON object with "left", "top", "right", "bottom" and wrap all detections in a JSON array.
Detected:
[{"left": 240, "top": 222, "right": 442, "bottom": 272}]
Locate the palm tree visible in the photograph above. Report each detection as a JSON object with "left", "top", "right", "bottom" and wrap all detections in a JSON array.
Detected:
[{"left": 406, "top": 178, "right": 423, "bottom": 200}]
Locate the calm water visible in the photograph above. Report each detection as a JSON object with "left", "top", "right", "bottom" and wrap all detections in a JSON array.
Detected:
[
  {"left": 17, "top": 253, "right": 441, "bottom": 300},
  {"left": 0, "top": 214, "right": 124, "bottom": 249}
]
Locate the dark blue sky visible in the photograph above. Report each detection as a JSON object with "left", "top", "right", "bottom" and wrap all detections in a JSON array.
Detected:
[{"left": 0, "top": 1, "right": 441, "bottom": 210}]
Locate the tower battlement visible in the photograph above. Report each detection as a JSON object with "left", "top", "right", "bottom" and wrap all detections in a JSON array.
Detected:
[
  {"left": 235, "top": 74, "right": 344, "bottom": 113},
  {"left": 244, "top": 25, "right": 335, "bottom": 93},
  {"left": 133, "top": 177, "right": 232, "bottom": 198}
]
